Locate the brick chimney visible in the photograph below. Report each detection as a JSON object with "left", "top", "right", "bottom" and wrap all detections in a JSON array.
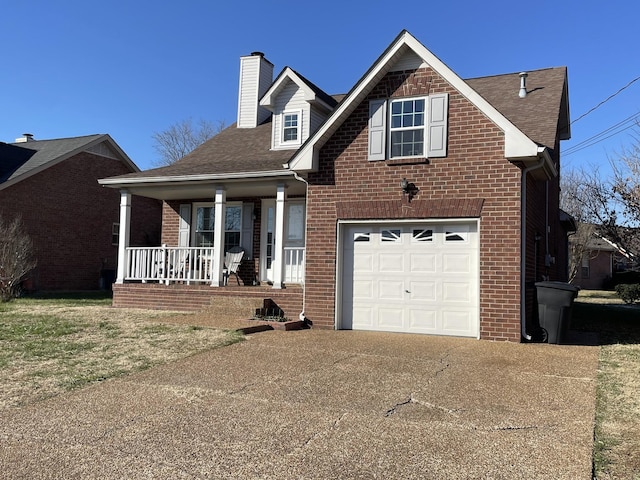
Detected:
[{"left": 237, "top": 52, "right": 274, "bottom": 128}]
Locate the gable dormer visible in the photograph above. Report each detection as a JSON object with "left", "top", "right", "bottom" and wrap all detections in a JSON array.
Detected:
[{"left": 260, "top": 67, "right": 337, "bottom": 150}]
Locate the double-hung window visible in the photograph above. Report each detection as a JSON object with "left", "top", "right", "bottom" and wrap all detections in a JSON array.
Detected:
[
  {"left": 193, "top": 203, "right": 242, "bottom": 251},
  {"left": 368, "top": 93, "right": 449, "bottom": 161},
  {"left": 390, "top": 98, "right": 425, "bottom": 157},
  {"left": 281, "top": 110, "right": 301, "bottom": 145}
]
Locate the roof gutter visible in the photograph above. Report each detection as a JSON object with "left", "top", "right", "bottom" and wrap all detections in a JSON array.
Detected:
[
  {"left": 520, "top": 150, "right": 549, "bottom": 341},
  {"left": 98, "top": 169, "right": 297, "bottom": 188}
]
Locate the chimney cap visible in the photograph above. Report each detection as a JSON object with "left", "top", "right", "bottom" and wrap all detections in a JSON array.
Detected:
[
  {"left": 15, "top": 133, "right": 35, "bottom": 143},
  {"left": 250, "top": 51, "right": 265, "bottom": 57}
]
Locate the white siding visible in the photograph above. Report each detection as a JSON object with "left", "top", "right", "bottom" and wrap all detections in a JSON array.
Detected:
[
  {"left": 309, "top": 107, "right": 328, "bottom": 136},
  {"left": 237, "top": 54, "right": 273, "bottom": 128},
  {"left": 390, "top": 51, "right": 427, "bottom": 72},
  {"left": 272, "top": 81, "right": 310, "bottom": 149}
]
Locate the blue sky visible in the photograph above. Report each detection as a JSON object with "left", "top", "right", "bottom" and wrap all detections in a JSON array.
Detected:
[{"left": 2, "top": 0, "right": 638, "bottom": 173}]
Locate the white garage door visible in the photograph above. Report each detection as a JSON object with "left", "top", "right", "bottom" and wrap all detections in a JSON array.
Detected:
[{"left": 340, "top": 222, "right": 479, "bottom": 337}]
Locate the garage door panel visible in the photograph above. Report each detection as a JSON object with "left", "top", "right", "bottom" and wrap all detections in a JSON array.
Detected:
[
  {"left": 442, "top": 253, "right": 472, "bottom": 274},
  {"left": 409, "top": 308, "right": 437, "bottom": 330},
  {"left": 378, "top": 307, "right": 404, "bottom": 329},
  {"left": 353, "top": 280, "right": 374, "bottom": 300},
  {"left": 442, "top": 310, "right": 473, "bottom": 332},
  {"left": 408, "top": 281, "right": 436, "bottom": 301},
  {"left": 379, "top": 253, "right": 404, "bottom": 272},
  {"left": 354, "top": 253, "right": 374, "bottom": 272},
  {"left": 353, "top": 307, "right": 374, "bottom": 328},
  {"left": 442, "top": 282, "right": 472, "bottom": 303},
  {"left": 409, "top": 253, "right": 437, "bottom": 273},
  {"left": 378, "top": 280, "right": 404, "bottom": 300}
]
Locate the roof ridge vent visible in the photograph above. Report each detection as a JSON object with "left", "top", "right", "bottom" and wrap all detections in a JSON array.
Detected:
[{"left": 519, "top": 72, "right": 528, "bottom": 98}]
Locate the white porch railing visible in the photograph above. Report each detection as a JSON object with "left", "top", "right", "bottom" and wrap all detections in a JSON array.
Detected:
[
  {"left": 124, "top": 245, "right": 306, "bottom": 285},
  {"left": 125, "top": 246, "right": 214, "bottom": 284},
  {"left": 284, "top": 246, "right": 305, "bottom": 284}
]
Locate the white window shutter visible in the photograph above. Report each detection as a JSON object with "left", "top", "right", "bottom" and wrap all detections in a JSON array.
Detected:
[
  {"left": 178, "top": 204, "right": 191, "bottom": 247},
  {"left": 368, "top": 99, "right": 387, "bottom": 161},
  {"left": 427, "top": 93, "right": 449, "bottom": 158},
  {"left": 241, "top": 203, "right": 254, "bottom": 259}
]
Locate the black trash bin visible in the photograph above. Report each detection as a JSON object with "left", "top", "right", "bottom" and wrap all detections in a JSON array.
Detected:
[{"left": 535, "top": 281, "right": 580, "bottom": 344}]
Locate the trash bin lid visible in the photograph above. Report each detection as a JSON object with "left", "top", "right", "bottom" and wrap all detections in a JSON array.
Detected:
[{"left": 535, "top": 281, "right": 580, "bottom": 292}]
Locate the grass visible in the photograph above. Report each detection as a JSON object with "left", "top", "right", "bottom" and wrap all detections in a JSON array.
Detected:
[
  {"left": 0, "top": 293, "right": 244, "bottom": 408},
  {"left": 571, "top": 290, "right": 640, "bottom": 479}
]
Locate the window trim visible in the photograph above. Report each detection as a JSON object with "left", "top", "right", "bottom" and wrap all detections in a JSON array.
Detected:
[
  {"left": 367, "top": 93, "right": 449, "bottom": 162},
  {"left": 389, "top": 96, "right": 426, "bottom": 159},
  {"left": 191, "top": 202, "right": 243, "bottom": 250},
  {"left": 280, "top": 109, "right": 302, "bottom": 146}
]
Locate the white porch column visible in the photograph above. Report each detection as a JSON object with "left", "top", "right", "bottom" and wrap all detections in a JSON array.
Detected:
[
  {"left": 272, "top": 183, "right": 286, "bottom": 289},
  {"left": 211, "top": 187, "right": 226, "bottom": 287},
  {"left": 115, "top": 190, "right": 131, "bottom": 284}
]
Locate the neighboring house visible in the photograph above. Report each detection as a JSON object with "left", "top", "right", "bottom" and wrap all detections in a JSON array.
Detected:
[
  {"left": 571, "top": 234, "right": 635, "bottom": 290},
  {"left": 0, "top": 134, "right": 161, "bottom": 291},
  {"left": 100, "top": 30, "right": 572, "bottom": 342}
]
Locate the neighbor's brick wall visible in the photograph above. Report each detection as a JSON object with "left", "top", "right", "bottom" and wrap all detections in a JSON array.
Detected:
[
  {"left": 0, "top": 152, "right": 161, "bottom": 291},
  {"left": 571, "top": 250, "right": 612, "bottom": 290},
  {"left": 305, "top": 67, "right": 524, "bottom": 341}
]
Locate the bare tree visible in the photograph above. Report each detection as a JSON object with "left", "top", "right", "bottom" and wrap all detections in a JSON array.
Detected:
[
  {"left": 561, "top": 131, "right": 640, "bottom": 267},
  {"left": 152, "top": 118, "right": 226, "bottom": 166},
  {"left": 0, "top": 215, "right": 37, "bottom": 301}
]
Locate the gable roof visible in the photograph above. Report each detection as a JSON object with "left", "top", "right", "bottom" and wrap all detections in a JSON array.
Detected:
[
  {"left": 0, "top": 134, "right": 138, "bottom": 191},
  {"left": 101, "top": 30, "right": 569, "bottom": 192},
  {"left": 260, "top": 67, "right": 339, "bottom": 112},
  {"left": 287, "top": 30, "right": 562, "bottom": 173}
]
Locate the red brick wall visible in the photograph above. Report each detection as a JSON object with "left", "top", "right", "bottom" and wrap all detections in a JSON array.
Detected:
[
  {"left": 304, "top": 67, "right": 525, "bottom": 341},
  {"left": 0, "top": 153, "right": 161, "bottom": 291}
]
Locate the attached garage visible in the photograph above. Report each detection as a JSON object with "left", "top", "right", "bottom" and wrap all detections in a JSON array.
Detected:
[{"left": 338, "top": 221, "right": 480, "bottom": 337}]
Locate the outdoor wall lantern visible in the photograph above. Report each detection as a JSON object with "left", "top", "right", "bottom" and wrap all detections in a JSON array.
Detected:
[{"left": 401, "top": 178, "right": 419, "bottom": 201}]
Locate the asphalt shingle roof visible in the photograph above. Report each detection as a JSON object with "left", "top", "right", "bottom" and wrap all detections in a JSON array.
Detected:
[
  {"left": 1, "top": 134, "right": 105, "bottom": 184},
  {"left": 466, "top": 67, "right": 568, "bottom": 148},
  {"left": 106, "top": 67, "right": 568, "bottom": 183}
]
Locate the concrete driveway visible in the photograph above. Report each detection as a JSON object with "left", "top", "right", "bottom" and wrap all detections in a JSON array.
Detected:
[{"left": 0, "top": 329, "right": 598, "bottom": 479}]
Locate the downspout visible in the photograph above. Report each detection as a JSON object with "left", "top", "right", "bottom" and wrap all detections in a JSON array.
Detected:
[
  {"left": 292, "top": 171, "right": 309, "bottom": 323},
  {"left": 521, "top": 156, "right": 546, "bottom": 341}
]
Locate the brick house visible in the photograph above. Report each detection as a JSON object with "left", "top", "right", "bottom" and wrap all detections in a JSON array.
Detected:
[
  {"left": 0, "top": 134, "right": 161, "bottom": 291},
  {"left": 100, "top": 30, "right": 572, "bottom": 341},
  {"left": 571, "top": 233, "right": 634, "bottom": 290}
]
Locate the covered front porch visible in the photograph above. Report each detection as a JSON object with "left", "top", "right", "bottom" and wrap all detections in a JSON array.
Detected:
[{"left": 103, "top": 170, "right": 308, "bottom": 316}]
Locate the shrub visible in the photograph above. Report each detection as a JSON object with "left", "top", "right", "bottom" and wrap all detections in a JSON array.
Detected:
[{"left": 614, "top": 284, "right": 640, "bottom": 304}]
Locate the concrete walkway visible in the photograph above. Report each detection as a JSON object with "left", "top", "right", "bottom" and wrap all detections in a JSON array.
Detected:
[{"left": 0, "top": 330, "right": 599, "bottom": 479}]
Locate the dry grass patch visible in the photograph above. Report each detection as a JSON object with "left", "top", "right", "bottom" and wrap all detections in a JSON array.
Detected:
[
  {"left": 573, "top": 291, "right": 640, "bottom": 479},
  {"left": 0, "top": 296, "right": 243, "bottom": 409}
]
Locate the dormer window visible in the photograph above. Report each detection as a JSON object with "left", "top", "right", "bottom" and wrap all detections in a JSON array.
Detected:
[{"left": 281, "top": 110, "right": 301, "bottom": 145}]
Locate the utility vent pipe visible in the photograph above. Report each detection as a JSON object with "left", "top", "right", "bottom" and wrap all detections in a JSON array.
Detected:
[{"left": 519, "top": 72, "right": 528, "bottom": 98}]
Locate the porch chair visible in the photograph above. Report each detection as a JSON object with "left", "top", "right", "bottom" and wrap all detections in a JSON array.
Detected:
[{"left": 223, "top": 247, "right": 245, "bottom": 286}]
